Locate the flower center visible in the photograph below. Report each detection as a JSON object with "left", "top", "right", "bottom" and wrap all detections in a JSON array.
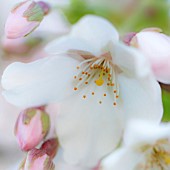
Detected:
[
  {"left": 137, "top": 140, "right": 170, "bottom": 170},
  {"left": 73, "top": 56, "right": 119, "bottom": 106}
]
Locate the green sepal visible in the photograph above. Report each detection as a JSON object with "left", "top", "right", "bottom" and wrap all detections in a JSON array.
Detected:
[
  {"left": 41, "top": 111, "right": 50, "bottom": 135},
  {"left": 23, "top": 2, "right": 44, "bottom": 22},
  {"left": 23, "top": 109, "right": 36, "bottom": 125},
  {"left": 44, "top": 157, "right": 55, "bottom": 170},
  {"left": 18, "top": 157, "right": 26, "bottom": 170}
]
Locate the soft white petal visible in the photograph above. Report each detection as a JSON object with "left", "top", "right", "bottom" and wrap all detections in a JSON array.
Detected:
[
  {"left": 117, "top": 74, "right": 163, "bottom": 124},
  {"left": 123, "top": 120, "right": 170, "bottom": 147},
  {"left": 2, "top": 55, "right": 80, "bottom": 108},
  {"left": 55, "top": 150, "right": 92, "bottom": 170},
  {"left": 46, "top": 15, "right": 119, "bottom": 56},
  {"left": 110, "top": 42, "right": 151, "bottom": 78},
  {"left": 56, "top": 84, "right": 124, "bottom": 168},
  {"left": 45, "top": 36, "right": 96, "bottom": 56},
  {"left": 102, "top": 147, "right": 141, "bottom": 170},
  {"left": 71, "top": 15, "right": 119, "bottom": 55}
]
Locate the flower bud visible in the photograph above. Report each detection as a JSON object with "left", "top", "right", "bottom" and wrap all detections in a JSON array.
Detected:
[
  {"left": 5, "top": 0, "right": 50, "bottom": 39},
  {"left": 40, "top": 138, "right": 59, "bottom": 159},
  {"left": 123, "top": 32, "right": 136, "bottom": 46},
  {"left": 129, "top": 28, "right": 170, "bottom": 84},
  {"left": 19, "top": 148, "right": 55, "bottom": 170},
  {"left": 15, "top": 107, "right": 50, "bottom": 151}
]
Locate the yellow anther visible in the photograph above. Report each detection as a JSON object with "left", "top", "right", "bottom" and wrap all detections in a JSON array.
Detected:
[
  {"left": 83, "top": 95, "right": 86, "bottom": 99},
  {"left": 163, "top": 154, "right": 170, "bottom": 165},
  {"left": 74, "top": 87, "right": 78, "bottom": 91}
]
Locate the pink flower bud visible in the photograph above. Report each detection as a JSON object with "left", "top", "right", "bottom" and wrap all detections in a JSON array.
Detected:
[
  {"left": 15, "top": 107, "right": 50, "bottom": 151},
  {"left": 123, "top": 32, "right": 136, "bottom": 46},
  {"left": 40, "top": 138, "right": 58, "bottom": 159},
  {"left": 37, "top": 1, "right": 51, "bottom": 15},
  {"left": 129, "top": 28, "right": 170, "bottom": 84},
  {"left": 5, "top": 0, "right": 50, "bottom": 39},
  {"left": 19, "top": 148, "right": 55, "bottom": 170}
]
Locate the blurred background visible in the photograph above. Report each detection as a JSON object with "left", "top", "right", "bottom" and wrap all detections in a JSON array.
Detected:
[{"left": 0, "top": 0, "right": 170, "bottom": 169}]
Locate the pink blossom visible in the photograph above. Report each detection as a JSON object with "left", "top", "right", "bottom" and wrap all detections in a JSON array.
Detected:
[
  {"left": 129, "top": 28, "right": 170, "bottom": 84},
  {"left": 5, "top": 0, "right": 50, "bottom": 39},
  {"left": 15, "top": 107, "right": 50, "bottom": 151},
  {"left": 20, "top": 148, "right": 55, "bottom": 170}
]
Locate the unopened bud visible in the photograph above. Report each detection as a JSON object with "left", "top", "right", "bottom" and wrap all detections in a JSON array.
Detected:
[
  {"left": 5, "top": 0, "right": 50, "bottom": 39},
  {"left": 129, "top": 27, "right": 170, "bottom": 84},
  {"left": 19, "top": 148, "right": 55, "bottom": 170},
  {"left": 41, "top": 138, "right": 59, "bottom": 159},
  {"left": 15, "top": 107, "right": 50, "bottom": 151},
  {"left": 123, "top": 32, "right": 136, "bottom": 46}
]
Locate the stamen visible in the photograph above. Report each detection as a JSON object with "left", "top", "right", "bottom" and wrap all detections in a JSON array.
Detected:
[
  {"left": 83, "top": 95, "right": 86, "bottom": 99},
  {"left": 163, "top": 154, "right": 170, "bottom": 165},
  {"left": 73, "top": 56, "right": 120, "bottom": 106},
  {"left": 74, "top": 87, "right": 78, "bottom": 91}
]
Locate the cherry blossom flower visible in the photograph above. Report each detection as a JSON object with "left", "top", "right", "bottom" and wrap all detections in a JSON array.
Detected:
[
  {"left": 102, "top": 120, "right": 170, "bottom": 170},
  {"left": 1, "top": 15, "right": 163, "bottom": 167}
]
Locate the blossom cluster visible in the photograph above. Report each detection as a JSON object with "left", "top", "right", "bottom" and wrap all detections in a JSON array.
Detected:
[{"left": 1, "top": 0, "right": 170, "bottom": 170}]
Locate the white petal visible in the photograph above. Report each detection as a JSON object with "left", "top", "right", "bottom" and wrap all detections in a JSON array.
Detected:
[
  {"left": 117, "top": 74, "right": 163, "bottom": 124},
  {"left": 102, "top": 148, "right": 141, "bottom": 170},
  {"left": 71, "top": 15, "right": 119, "bottom": 55},
  {"left": 55, "top": 150, "right": 92, "bottom": 170},
  {"left": 123, "top": 120, "right": 170, "bottom": 147},
  {"left": 2, "top": 55, "right": 80, "bottom": 108},
  {"left": 110, "top": 42, "right": 163, "bottom": 122},
  {"left": 45, "top": 36, "right": 96, "bottom": 56},
  {"left": 110, "top": 42, "right": 151, "bottom": 77},
  {"left": 56, "top": 84, "right": 124, "bottom": 168},
  {"left": 46, "top": 15, "right": 119, "bottom": 56}
]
